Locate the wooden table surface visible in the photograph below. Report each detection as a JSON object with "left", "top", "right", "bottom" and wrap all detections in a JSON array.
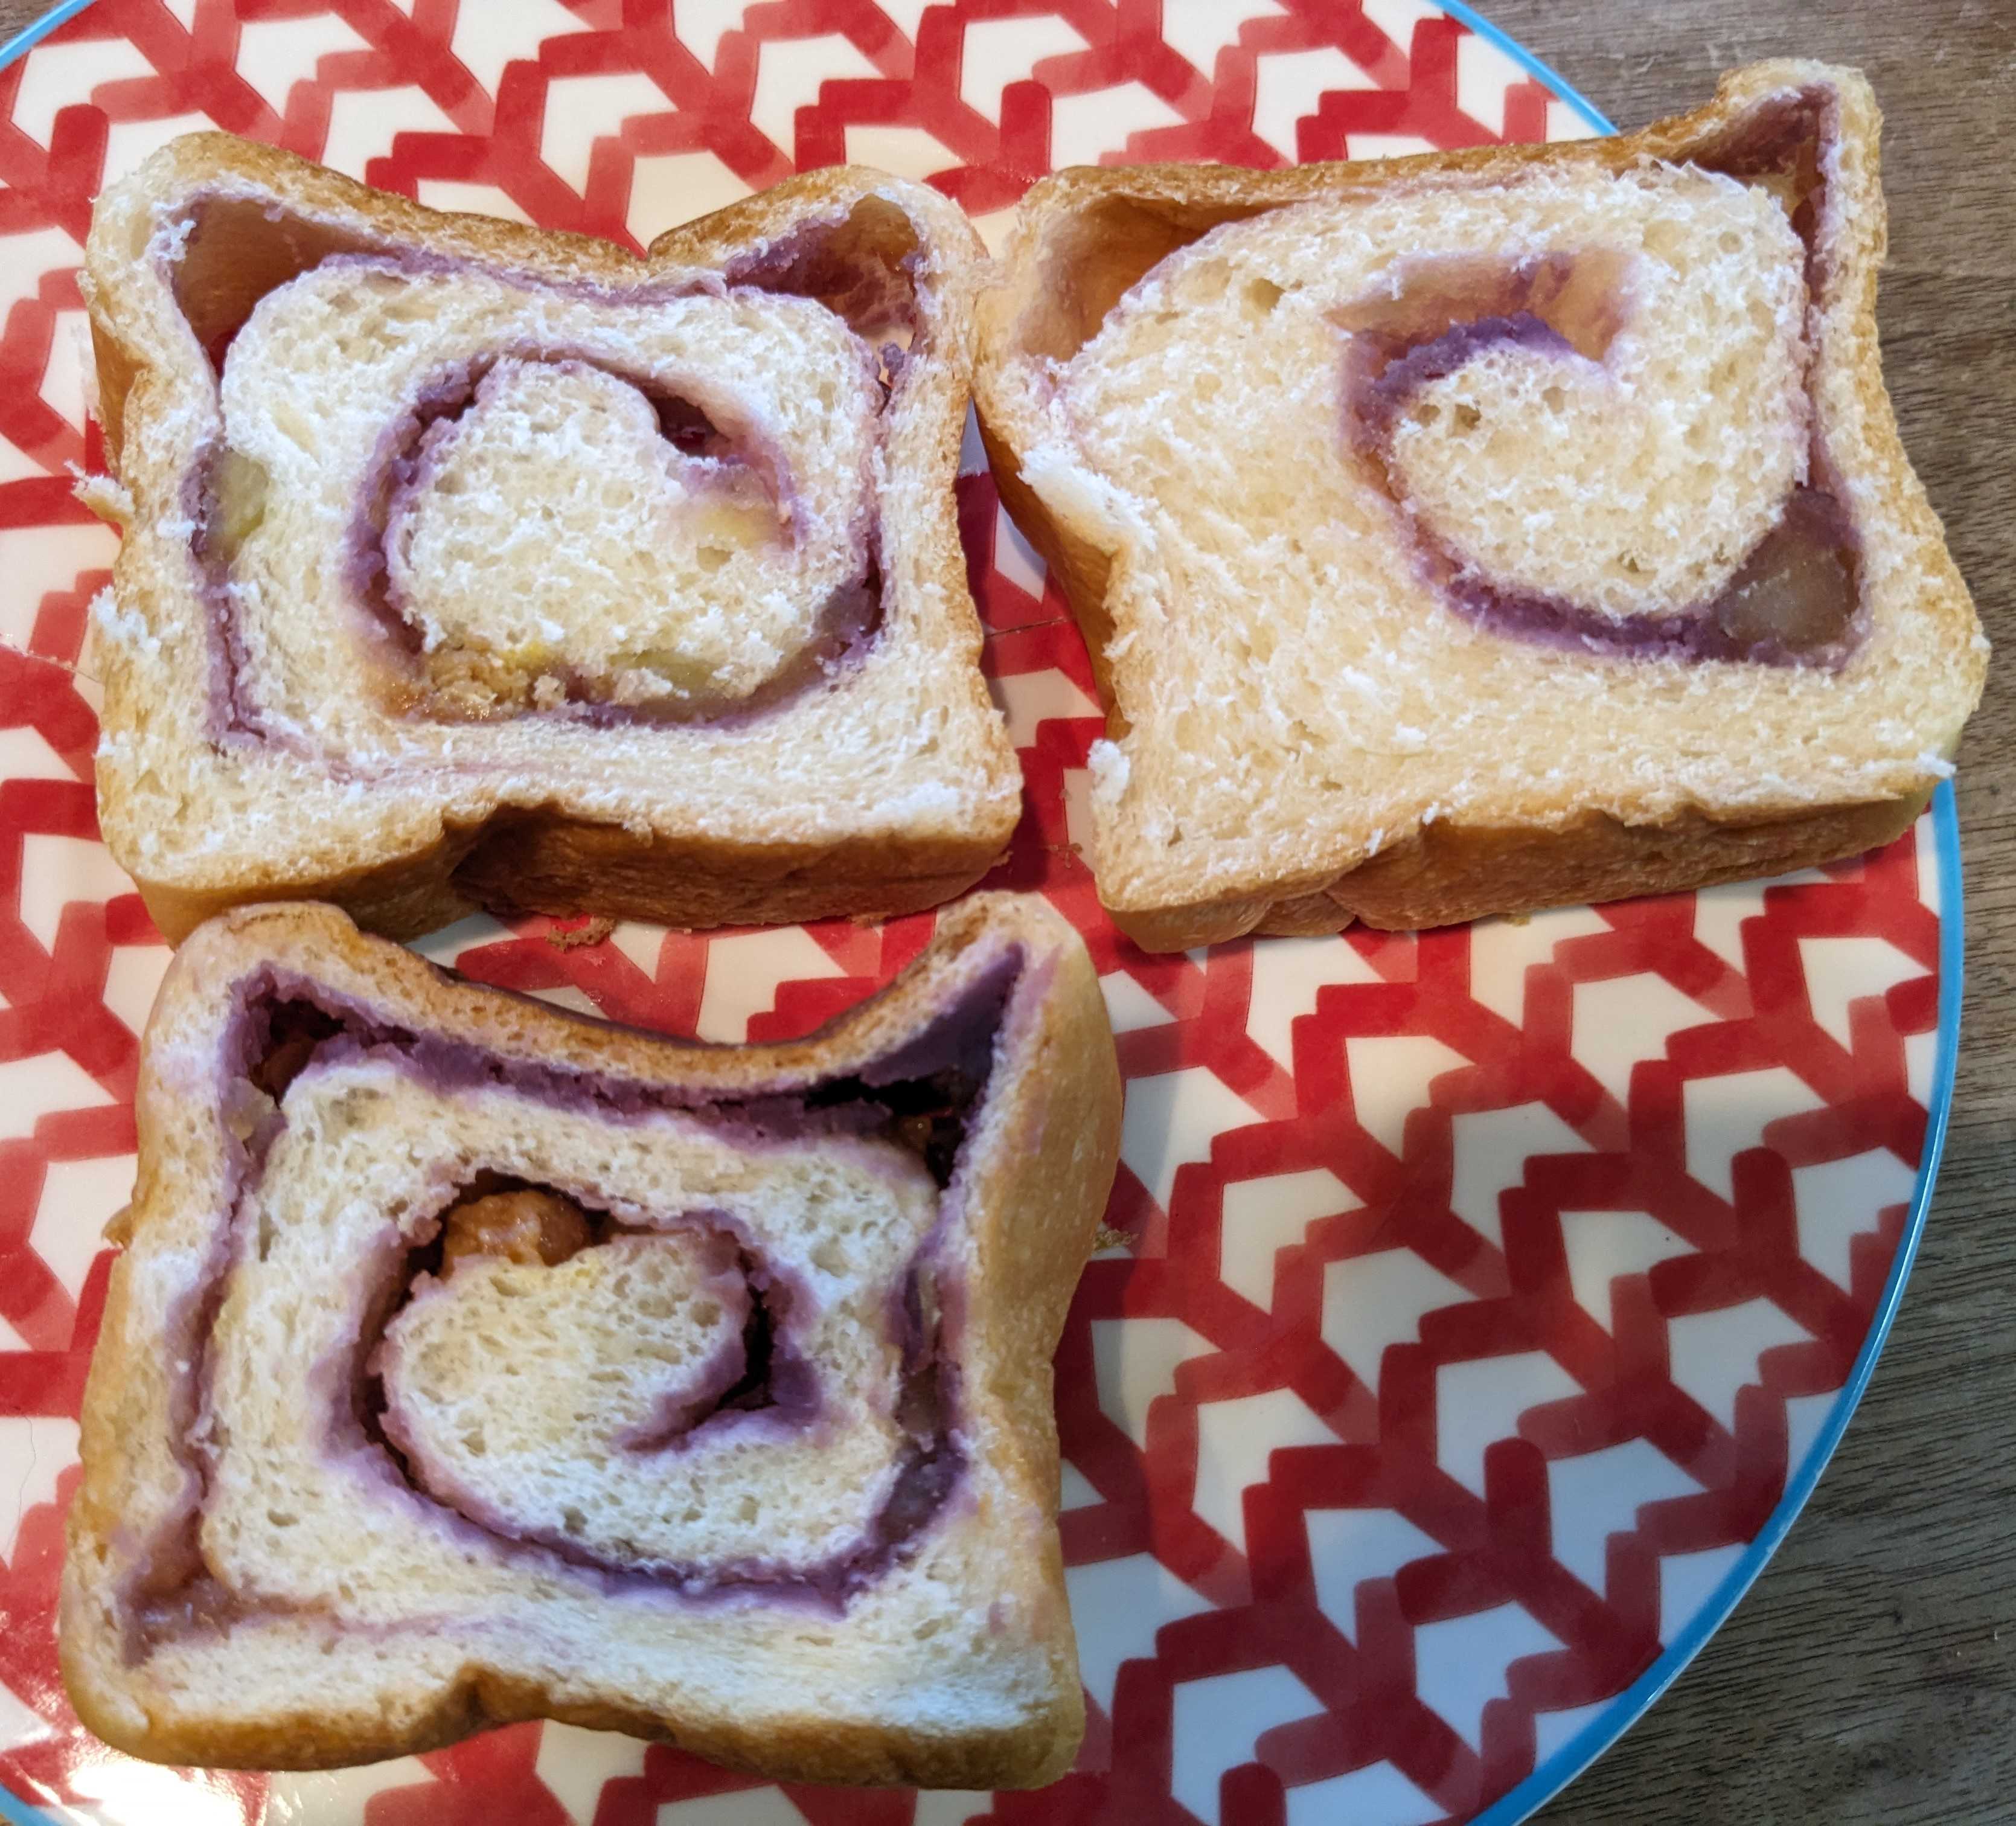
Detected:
[{"left": 2, "top": 0, "right": 2009, "bottom": 1821}]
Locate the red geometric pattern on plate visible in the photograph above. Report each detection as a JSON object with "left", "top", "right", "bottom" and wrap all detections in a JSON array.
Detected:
[{"left": 0, "top": 5, "right": 1940, "bottom": 1825}]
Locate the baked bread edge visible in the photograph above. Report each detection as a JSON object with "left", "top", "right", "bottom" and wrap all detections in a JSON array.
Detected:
[
  {"left": 85, "top": 136, "right": 1020, "bottom": 945},
  {"left": 59, "top": 891, "right": 1116, "bottom": 1787},
  {"left": 972, "top": 60, "right": 1985, "bottom": 949}
]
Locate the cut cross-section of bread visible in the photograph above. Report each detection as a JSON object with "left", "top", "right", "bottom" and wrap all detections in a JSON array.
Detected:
[
  {"left": 83, "top": 133, "right": 1019, "bottom": 944},
  {"left": 974, "top": 62, "right": 1986, "bottom": 949},
  {"left": 60, "top": 893, "right": 1119, "bottom": 1787}
]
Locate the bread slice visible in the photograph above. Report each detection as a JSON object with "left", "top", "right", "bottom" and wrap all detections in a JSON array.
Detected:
[
  {"left": 60, "top": 892, "right": 1119, "bottom": 1787},
  {"left": 973, "top": 61, "right": 1986, "bottom": 949},
  {"left": 82, "top": 133, "right": 1020, "bottom": 944}
]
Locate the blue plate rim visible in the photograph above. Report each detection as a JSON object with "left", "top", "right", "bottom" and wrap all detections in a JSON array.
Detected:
[
  {"left": 1434, "top": 0, "right": 1618, "bottom": 135},
  {"left": 0, "top": 5, "right": 1962, "bottom": 1824},
  {"left": 1441, "top": 14, "right": 1962, "bottom": 1811},
  {"left": 1472, "top": 780, "right": 1964, "bottom": 1826},
  {"left": 0, "top": 0, "right": 95, "bottom": 72}
]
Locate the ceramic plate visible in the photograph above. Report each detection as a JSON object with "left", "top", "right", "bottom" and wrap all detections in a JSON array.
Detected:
[{"left": 0, "top": 2, "right": 1962, "bottom": 1822}]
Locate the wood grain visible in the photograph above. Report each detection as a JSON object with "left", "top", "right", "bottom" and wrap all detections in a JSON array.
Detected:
[{"left": 0, "top": 0, "right": 2008, "bottom": 1820}]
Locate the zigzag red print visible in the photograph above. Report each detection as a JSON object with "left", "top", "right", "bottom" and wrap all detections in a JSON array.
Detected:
[{"left": 0, "top": 4, "right": 1947, "bottom": 1824}]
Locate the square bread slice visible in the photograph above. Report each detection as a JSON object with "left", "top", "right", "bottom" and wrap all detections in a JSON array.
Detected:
[
  {"left": 973, "top": 62, "right": 1986, "bottom": 950},
  {"left": 60, "top": 892, "right": 1119, "bottom": 1787},
  {"left": 83, "top": 133, "right": 1020, "bottom": 944}
]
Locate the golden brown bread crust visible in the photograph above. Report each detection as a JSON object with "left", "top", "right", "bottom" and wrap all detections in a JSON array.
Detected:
[
  {"left": 1118, "top": 792, "right": 1933, "bottom": 950},
  {"left": 138, "top": 812, "right": 1011, "bottom": 946},
  {"left": 446, "top": 818, "right": 1002, "bottom": 938},
  {"left": 86, "top": 134, "right": 1019, "bottom": 947},
  {"left": 60, "top": 1666, "right": 1072, "bottom": 1788},
  {"left": 69, "top": 1676, "right": 1077, "bottom": 1786},
  {"left": 61, "top": 892, "right": 1118, "bottom": 1786},
  {"left": 973, "top": 62, "right": 1983, "bottom": 949}
]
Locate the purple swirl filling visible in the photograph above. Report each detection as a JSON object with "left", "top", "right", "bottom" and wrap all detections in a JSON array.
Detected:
[
  {"left": 126, "top": 950, "right": 1022, "bottom": 1654},
  {"left": 368, "top": 1188, "right": 815, "bottom": 1459},
  {"left": 165, "top": 197, "right": 920, "bottom": 742},
  {"left": 364, "top": 1196, "right": 821, "bottom": 1526},
  {"left": 335, "top": 345, "right": 884, "bottom": 725},
  {"left": 1336, "top": 86, "right": 1861, "bottom": 668}
]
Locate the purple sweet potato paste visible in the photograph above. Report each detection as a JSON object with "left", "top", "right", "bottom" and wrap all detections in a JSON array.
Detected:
[
  {"left": 165, "top": 200, "right": 917, "bottom": 743},
  {"left": 167, "top": 193, "right": 928, "bottom": 386},
  {"left": 187, "top": 443, "right": 284, "bottom": 751},
  {"left": 333, "top": 339, "right": 889, "bottom": 728},
  {"left": 719, "top": 207, "right": 927, "bottom": 350},
  {"left": 369, "top": 1212, "right": 822, "bottom": 1523},
  {"left": 1697, "top": 87, "right": 1838, "bottom": 304},
  {"left": 1331, "top": 95, "right": 1862, "bottom": 669},
  {"left": 124, "top": 948, "right": 1023, "bottom": 1653}
]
